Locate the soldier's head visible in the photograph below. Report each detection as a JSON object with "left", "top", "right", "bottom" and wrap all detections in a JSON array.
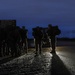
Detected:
[
  {"left": 48, "top": 24, "right": 52, "bottom": 29},
  {"left": 32, "top": 26, "right": 42, "bottom": 32},
  {"left": 22, "top": 26, "right": 25, "bottom": 29},
  {"left": 36, "top": 26, "right": 40, "bottom": 30}
]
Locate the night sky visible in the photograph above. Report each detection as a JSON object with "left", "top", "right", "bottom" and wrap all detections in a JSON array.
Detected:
[{"left": 0, "top": 0, "right": 75, "bottom": 38}]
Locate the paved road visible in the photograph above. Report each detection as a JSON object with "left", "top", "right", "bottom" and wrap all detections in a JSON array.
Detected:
[{"left": 0, "top": 46, "right": 75, "bottom": 75}]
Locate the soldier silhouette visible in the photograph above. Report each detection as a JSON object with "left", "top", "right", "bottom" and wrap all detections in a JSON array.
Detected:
[
  {"left": 47, "top": 24, "right": 61, "bottom": 53},
  {"left": 20, "top": 26, "right": 28, "bottom": 53},
  {"left": 32, "top": 26, "right": 43, "bottom": 55}
]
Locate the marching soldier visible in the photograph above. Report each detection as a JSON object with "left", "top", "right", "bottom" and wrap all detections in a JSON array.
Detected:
[
  {"left": 32, "top": 26, "right": 43, "bottom": 55},
  {"left": 47, "top": 24, "right": 61, "bottom": 53},
  {"left": 20, "top": 26, "right": 28, "bottom": 53}
]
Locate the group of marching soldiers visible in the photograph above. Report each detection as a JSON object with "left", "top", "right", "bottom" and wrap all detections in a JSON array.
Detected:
[
  {"left": 32, "top": 24, "right": 61, "bottom": 55},
  {"left": 0, "top": 24, "right": 61, "bottom": 57},
  {"left": 0, "top": 25, "right": 28, "bottom": 57}
]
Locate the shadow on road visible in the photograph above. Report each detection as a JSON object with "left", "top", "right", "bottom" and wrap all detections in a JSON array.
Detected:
[
  {"left": 29, "top": 55, "right": 46, "bottom": 75},
  {"left": 50, "top": 53, "right": 72, "bottom": 75},
  {"left": 0, "top": 56, "right": 16, "bottom": 65}
]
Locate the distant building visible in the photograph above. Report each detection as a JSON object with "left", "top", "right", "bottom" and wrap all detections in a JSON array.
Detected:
[{"left": 0, "top": 20, "right": 16, "bottom": 28}]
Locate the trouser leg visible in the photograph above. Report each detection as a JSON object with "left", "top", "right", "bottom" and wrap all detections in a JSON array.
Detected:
[
  {"left": 0, "top": 44, "right": 2, "bottom": 57},
  {"left": 35, "top": 39, "right": 38, "bottom": 54},
  {"left": 25, "top": 39, "right": 28, "bottom": 53},
  {"left": 51, "top": 37, "right": 56, "bottom": 52},
  {"left": 39, "top": 41, "right": 42, "bottom": 54}
]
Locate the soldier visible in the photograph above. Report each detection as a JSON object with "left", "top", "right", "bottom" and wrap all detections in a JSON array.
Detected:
[
  {"left": 20, "top": 26, "right": 28, "bottom": 53},
  {"left": 0, "top": 28, "right": 3, "bottom": 57},
  {"left": 7, "top": 26, "right": 21, "bottom": 57},
  {"left": 32, "top": 26, "right": 43, "bottom": 55},
  {"left": 47, "top": 24, "right": 61, "bottom": 53}
]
